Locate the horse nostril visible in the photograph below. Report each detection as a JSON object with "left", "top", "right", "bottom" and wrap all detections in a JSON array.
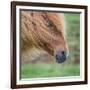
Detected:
[{"left": 61, "top": 51, "right": 66, "bottom": 56}]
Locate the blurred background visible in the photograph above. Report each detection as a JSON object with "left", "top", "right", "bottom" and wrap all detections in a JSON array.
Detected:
[{"left": 21, "top": 13, "right": 80, "bottom": 79}]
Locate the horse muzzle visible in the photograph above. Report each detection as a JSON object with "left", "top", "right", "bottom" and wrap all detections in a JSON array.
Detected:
[{"left": 55, "top": 50, "right": 69, "bottom": 63}]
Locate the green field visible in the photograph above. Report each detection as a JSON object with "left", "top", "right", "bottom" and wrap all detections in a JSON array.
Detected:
[
  {"left": 21, "top": 64, "right": 80, "bottom": 78},
  {"left": 21, "top": 13, "right": 80, "bottom": 79}
]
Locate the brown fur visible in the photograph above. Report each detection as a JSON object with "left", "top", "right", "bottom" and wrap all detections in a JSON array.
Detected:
[{"left": 20, "top": 11, "right": 68, "bottom": 63}]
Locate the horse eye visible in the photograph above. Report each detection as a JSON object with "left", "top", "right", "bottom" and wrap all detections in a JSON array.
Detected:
[{"left": 47, "top": 21, "right": 54, "bottom": 28}]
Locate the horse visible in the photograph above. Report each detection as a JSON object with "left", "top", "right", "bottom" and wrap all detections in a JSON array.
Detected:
[{"left": 20, "top": 11, "right": 69, "bottom": 63}]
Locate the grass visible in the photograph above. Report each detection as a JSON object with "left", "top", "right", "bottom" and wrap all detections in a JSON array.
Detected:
[
  {"left": 21, "top": 64, "right": 80, "bottom": 78},
  {"left": 21, "top": 13, "right": 80, "bottom": 79}
]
